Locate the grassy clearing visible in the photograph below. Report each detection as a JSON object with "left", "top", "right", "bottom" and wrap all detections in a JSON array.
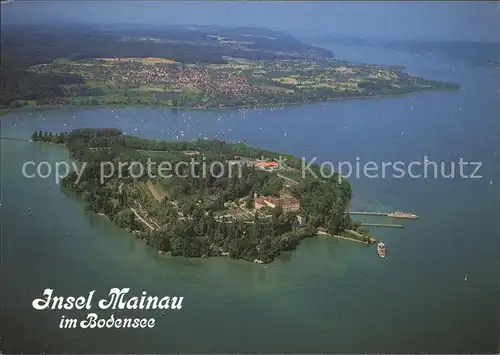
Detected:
[
  {"left": 101, "top": 93, "right": 128, "bottom": 101},
  {"left": 136, "top": 85, "right": 166, "bottom": 92},
  {"left": 271, "top": 77, "right": 299, "bottom": 85},
  {"left": 206, "top": 64, "right": 230, "bottom": 70},
  {"left": 146, "top": 180, "right": 167, "bottom": 202},
  {"left": 277, "top": 169, "right": 304, "bottom": 182},
  {"left": 133, "top": 181, "right": 157, "bottom": 204},
  {"left": 97, "top": 57, "right": 178, "bottom": 65},
  {"left": 263, "top": 85, "right": 294, "bottom": 93},
  {"left": 334, "top": 66, "right": 357, "bottom": 75},
  {"left": 86, "top": 82, "right": 116, "bottom": 90}
]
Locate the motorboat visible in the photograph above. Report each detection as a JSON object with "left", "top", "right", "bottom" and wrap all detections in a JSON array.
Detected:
[{"left": 377, "top": 242, "right": 386, "bottom": 258}]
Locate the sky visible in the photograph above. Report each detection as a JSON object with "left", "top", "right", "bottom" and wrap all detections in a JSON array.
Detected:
[{"left": 1, "top": 1, "right": 499, "bottom": 42}]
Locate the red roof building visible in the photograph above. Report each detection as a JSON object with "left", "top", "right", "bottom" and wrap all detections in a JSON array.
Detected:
[
  {"left": 254, "top": 195, "right": 300, "bottom": 213},
  {"left": 254, "top": 161, "right": 279, "bottom": 170}
]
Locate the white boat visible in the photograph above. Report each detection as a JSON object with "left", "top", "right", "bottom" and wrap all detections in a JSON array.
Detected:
[{"left": 377, "top": 242, "right": 386, "bottom": 258}]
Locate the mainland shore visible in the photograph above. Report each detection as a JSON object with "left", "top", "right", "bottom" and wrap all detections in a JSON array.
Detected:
[{"left": 0, "top": 87, "right": 458, "bottom": 117}]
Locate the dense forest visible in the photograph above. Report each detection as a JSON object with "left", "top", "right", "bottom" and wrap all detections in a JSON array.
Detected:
[{"left": 32, "top": 128, "right": 360, "bottom": 263}]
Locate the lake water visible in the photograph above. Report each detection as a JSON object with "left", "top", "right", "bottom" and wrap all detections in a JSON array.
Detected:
[{"left": 1, "top": 42, "right": 499, "bottom": 353}]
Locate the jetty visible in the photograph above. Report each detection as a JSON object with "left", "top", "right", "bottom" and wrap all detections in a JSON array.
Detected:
[
  {"left": 0, "top": 136, "right": 31, "bottom": 142},
  {"left": 317, "top": 229, "right": 376, "bottom": 245},
  {"left": 360, "top": 223, "right": 403, "bottom": 228},
  {"left": 347, "top": 211, "right": 419, "bottom": 219}
]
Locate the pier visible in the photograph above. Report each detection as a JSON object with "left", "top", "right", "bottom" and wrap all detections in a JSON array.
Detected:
[
  {"left": 317, "top": 229, "right": 376, "bottom": 245},
  {"left": 360, "top": 223, "right": 403, "bottom": 229},
  {"left": 0, "top": 136, "right": 30, "bottom": 142},
  {"left": 347, "top": 211, "right": 419, "bottom": 219},
  {"left": 349, "top": 211, "right": 387, "bottom": 216}
]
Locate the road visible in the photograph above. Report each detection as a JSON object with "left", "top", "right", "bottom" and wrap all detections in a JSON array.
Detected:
[
  {"left": 130, "top": 207, "right": 156, "bottom": 231},
  {"left": 277, "top": 172, "right": 300, "bottom": 185}
]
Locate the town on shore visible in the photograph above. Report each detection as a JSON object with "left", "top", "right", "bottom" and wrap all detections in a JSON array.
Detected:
[
  {"left": 3, "top": 56, "right": 458, "bottom": 111},
  {"left": 2, "top": 24, "right": 459, "bottom": 112}
]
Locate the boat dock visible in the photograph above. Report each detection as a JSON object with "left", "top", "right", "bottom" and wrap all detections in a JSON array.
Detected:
[
  {"left": 0, "top": 136, "right": 31, "bottom": 142},
  {"left": 360, "top": 223, "right": 403, "bottom": 229},
  {"left": 349, "top": 211, "right": 387, "bottom": 216},
  {"left": 348, "top": 211, "right": 419, "bottom": 219},
  {"left": 317, "top": 230, "right": 375, "bottom": 245}
]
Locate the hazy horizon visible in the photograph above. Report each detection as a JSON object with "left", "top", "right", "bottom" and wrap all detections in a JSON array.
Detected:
[{"left": 1, "top": 1, "right": 499, "bottom": 43}]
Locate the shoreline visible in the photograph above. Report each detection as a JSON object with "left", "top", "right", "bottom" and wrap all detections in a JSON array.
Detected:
[
  {"left": 90, "top": 207, "right": 373, "bottom": 263},
  {"left": 0, "top": 86, "right": 459, "bottom": 116}
]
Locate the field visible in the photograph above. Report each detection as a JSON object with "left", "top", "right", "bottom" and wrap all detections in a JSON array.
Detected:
[
  {"left": 146, "top": 180, "right": 168, "bottom": 202},
  {"left": 271, "top": 77, "right": 299, "bottom": 85},
  {"left": 334, "top": 66, "right": 357, "bottom": 75},
  {"left": 133, "top": 182, "right": 156, "bottom": 203},
  {"left": 278, "top": 169, "right": 304, "bottom": 183},
  {"left": 99, "top": 57, "right": 178, "bottom": 65}
]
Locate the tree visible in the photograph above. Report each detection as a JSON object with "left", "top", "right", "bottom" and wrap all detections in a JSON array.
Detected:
[
  {"left": 129, "top": 210, "right": 136, "bottom": 229},
  {"left": 245, "top": 198, "right": 254, "bottom": 209},
  {"left": 273, "top": 205, "right": 283, "bottom": 218}
]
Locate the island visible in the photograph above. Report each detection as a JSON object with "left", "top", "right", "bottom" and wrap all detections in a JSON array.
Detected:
[
  {"left": 1, "top": 24, "right": 459, "bottom": 111},
  {"left": 31, "top": 128, "right": 374, "bottom": 263}
]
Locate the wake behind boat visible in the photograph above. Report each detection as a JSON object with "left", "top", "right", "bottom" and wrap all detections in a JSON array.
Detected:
[{"left": 377, "top": 242, "right": 386, "bottom": 258}]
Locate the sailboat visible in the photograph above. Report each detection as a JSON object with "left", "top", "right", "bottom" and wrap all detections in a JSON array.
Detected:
[{"left": 377, "top": 242, "right": 386, "bottom": 258}]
